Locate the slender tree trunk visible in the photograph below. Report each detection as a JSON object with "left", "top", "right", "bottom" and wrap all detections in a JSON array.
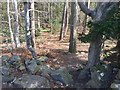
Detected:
[
  {"left": 59, "top": 0, "right": 69, "bottom": 40},
  {"left": 24, "top": 2, "right": 37, "bottom": 59},
  {"left": 63, "top": 0, "right": 69, "bottom": 37},
  {"left": 6, "top": 0, "right": 15, "bottom": 49},
  {"left": 38, "top": 12, "right": 41, "bottom": 28},
  {"left": 12, "top": 0, "right": 20, "bottom": 48},
  {"left": 69, "top": 2, "right": 77, "bottom": 53},
  {"left": 30, "top": 0, "right": 36, "bottom": 49}
]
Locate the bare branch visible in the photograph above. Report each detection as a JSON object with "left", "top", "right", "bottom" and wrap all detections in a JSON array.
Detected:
[{"left": 78, "top": 2, "right": 95, "bottom": 18}]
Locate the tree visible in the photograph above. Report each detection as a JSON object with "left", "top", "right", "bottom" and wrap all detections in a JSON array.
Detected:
[
  {"left": 12, "top": 0, "right": 21, "bottom": 48},
  {"left": 6, "top": 0, "right": 15, "bottom": 49},
  {"left": 24, "top": 2, "right": 37, "bottom": 59},
  {"left": 59, "top": 0, "right": 69, "bottom": 40},
  {"left": 30, "top": 0, "right": 36, "bottom": 49},
  {"left": 69, "top": 1, "right": 77, "bottom": 53},
  {"left": 77, "top": 1, "right": 118, "bottom": 79}
]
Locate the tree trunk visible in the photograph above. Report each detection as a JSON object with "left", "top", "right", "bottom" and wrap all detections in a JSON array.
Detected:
[
  {"left": 59, "top": 0, "right": 68, "bottom": 41},
  {"left": 30, "top": 0, "right": 36, "bottom": 49},
  {"left": 63, "top": 0, "right": 69, "bottom": 37},
  {"left": 6, "top": 0, "right": 15, "bottom": 49},
  {"left": 24, "top": 2, "right": 37, "bottom": 59},
  {"left": 12, "top": 0, "right": 20, "bottom": 48},
  {"left": 86, "top": 36, "right": 102, "bottom": 68},
  {"left": 69, "top": 2, "right": 77, "bottom": 53}
]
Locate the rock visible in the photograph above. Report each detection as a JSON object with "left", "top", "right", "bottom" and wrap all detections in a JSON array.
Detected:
[
  {"left": 38, "top": 56, "right": 48, "bottom": 62},
  {"left": 38, "top": 65, "right": 53, "bottom": 76},
  {"left": 2, "top": 75, "right": 14, "bottom": 83},
  {"left": 10, "top": 55, "right": 21, "bottom": 62},
  {"left": 111, "top": 83, "right": 120, "bottom": 89},
  {"left": 18, "top": 65, "right": 26, "bottom": 71},
  {"left": 9, "top": 55, "right": 21, "bottom": 68},
  {"left": 0, "top": 66, "right": 14, "bottom": 83},
  {"left": 14, "top": 74, "right": 50, "bottom": 88},
  {"left": 87, "top": 64, "right": 118, "bottom": 88},
  {"left": 50, "top": 67, "right": 73, "bottom": 85},
  {"left": 0, "top": 66, "right": 10, "bottom": 76},
  {"left": 1, "top": 55, "right": 9, "bottom": 62},
  {"left": 25, "top": 60, "right": 38, "bottom": 74}
]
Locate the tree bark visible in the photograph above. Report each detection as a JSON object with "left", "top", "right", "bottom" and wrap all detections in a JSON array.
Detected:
[
  {"left": 77, "top": 1, "right": 117, "bottom": 80},
  {"left": 24, "top": 2, "right": 37, "bottom": 59},
  {"left": 12, "top": 0, "right": 20, "bottom": 48},
  {"left": 6, "top": 0, "right": 15, "bottom": 49},
  {"left": 30, "top": 0, "right": 36, "bottom": 49},
  {"left": 59, "top": 0, "right": 69, "bottom": 40},
  {"left": 69, "top": 1, "right": 77, "bottom": 53}
]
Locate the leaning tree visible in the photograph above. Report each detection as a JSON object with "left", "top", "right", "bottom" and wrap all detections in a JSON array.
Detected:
[{"left": 77, "top": 1, "right": 119, "bottom": 79}]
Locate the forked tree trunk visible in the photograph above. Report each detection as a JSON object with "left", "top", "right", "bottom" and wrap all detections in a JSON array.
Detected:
[
  {"left": 6, "top": 0, "right": 15, "bottom": 49},
  {"left": 12, "top": 0, "right": 20, "bottom": 48},
  {"left": 24, "top": 2, "right": 37, "bottom": 59},
  {"left": 69, "top": 2, "right": 77, "bottom": 53},
  {"left": 77, "top": 1, "right": 117, "bottom": 79}
]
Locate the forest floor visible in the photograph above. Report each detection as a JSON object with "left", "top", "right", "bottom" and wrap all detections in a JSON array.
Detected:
[{"left": 1, "top": 32, "right": 118, "bottom": 89}]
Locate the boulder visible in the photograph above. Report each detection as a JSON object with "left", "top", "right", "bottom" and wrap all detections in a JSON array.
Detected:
[
  {"left": 9, "top": 55, "right": 21, "bottom": 68},
  {"left": 25, "top": 60, "right": 38, "bottom": 74},
  {"left": 111, "top": 80, "right": 120, "bottom": 90},
  {"left": 14, "top": 74, "right": 50, "bottom": 88},
  {"left": 87, "top": 64, "right": 118, "bottom": 88},
  {"left": 1, "top": 55, "right": 9, "bottom": 62},
  {"left": 0, "top": 66, "right": 14, "bottom": 83},
  {"left": 50, "top": 67, "right": 73, "bottom": 85}
]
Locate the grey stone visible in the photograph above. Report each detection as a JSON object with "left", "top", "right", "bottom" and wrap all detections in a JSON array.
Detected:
[
  {"left": 1, "top": 55, "right": 9, "bottom": 62},
  {"left": 18, "top": 65, "right": 26, "bottom": 71},
  {"left": 50, "top": 67, "right": 73, "bottom": 85},
  {"left": 9, "top": 55, "right": 21, "bottom": 67},
  {"left": 87, "top": 64, "right": 117, "bottom": 88},
  {"left": 38, "top": 56, "right": 48, "bottom": 62},
  {"left": 0, "top": 66, "right": 10, "bottom": 76},
  {"left": 14, "top": 74, "right": 50, "bottom": 88},
  {"left": 25, "top": 60, "right": 38, "bottom": 74},
  {"left": 2, "top": 75, "right": 14, "bottom": 83},
  {"left": 38, "top": 65, "right": 53, "bottom": 75}
]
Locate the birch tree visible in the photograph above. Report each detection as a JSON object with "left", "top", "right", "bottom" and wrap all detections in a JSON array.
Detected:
[
  {"left": 24, "top": 2, "right": 37, "bottom": 59},
  {"left": 12, "top": 0, "right": 20, "bottom": 48},
  {"left": 6, "top": 0, "right": 15, "bottom": 49},
  {"left": 30, "top": 0, "right": 36, "bottom": 49},
  {"left": 59, "top": 0, "right": 69, "bottom": 40}
]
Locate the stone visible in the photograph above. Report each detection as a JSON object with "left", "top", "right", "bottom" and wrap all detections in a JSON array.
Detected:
[
  {"left": 9, "top": 55, "right": 21, "bottom": 68},
  {"left": 0, "top": 66, "right": 14, "bottom": 83},
  {"left": 38, "top": 65, "right": 53, "bottom": 75},
  {"left": 18, "top": 65, "right": 26, "bottom": 71},
  {"left": 87, "top": 64, "right": 118, "bottom": 88},
  {"left": 0, "top": 66, "right": 10, "bottom": 76},
  {"left": 14, "top": 74, "right": 50, "bottom": 88},
  {"left": 38, "top": 56, "right": 49, "bottom": 62},
  {"left": 50, "top": 67, "right": 73, "bottom": 85},
  {"left": 25, "top": 60, "right": 38, "bottom": 74},
  {"left": 111, "top": 83, "right": 120, "bottom": 89},
  {"left": 1, "top": 55, "right": 9, "bottom": 62}
]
